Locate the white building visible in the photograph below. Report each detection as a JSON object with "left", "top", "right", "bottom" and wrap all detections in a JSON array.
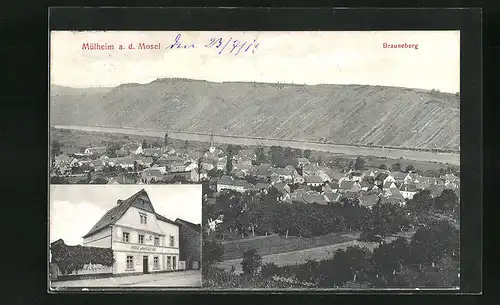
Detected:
[{"left": 82, "top": 189, "right": 180, "bottom": 274}]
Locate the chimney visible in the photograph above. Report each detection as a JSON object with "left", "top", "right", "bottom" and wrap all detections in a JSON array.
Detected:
[{"left": 117, "top": 199, "right": 123, "bottom": 205}]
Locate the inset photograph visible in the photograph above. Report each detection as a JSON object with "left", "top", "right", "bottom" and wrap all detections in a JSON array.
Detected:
[{"left": 49, "top": 185, "right": 202, "bottom": 289}]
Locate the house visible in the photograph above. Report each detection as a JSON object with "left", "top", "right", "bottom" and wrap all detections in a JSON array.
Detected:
[
  {"left": 382, "top": 181, "right": 397, "bottom": 191},
  {"left": 217, "top": 156, "right": 229, "bottom": 171},
  {"left": 324, "top": 181, "right": 339, "bottom": 193},
  {"left": 84, "top": 147, "right": 107, "bottom": 155},
  {"left": 217, "top": 176, "right": 255, "bottom": 193},
  {"left": 375, "top": 172, "right": 389, "bottom": 186},
  {"left": 285, "top": 165, "right": 299, "bottom": 177},
  {"left": 316, "top": 170, "right": 332, "bottom": 183},
  {"left": 302, "top": 193, "right": 328, "bottom": 205},
  {"left": 358, "top": 194, "right": 380, "bottom": 209},
  {"left": 90, "top": 159, "right": 107, "bottom": 171},
  {"left": 324, "top": 192, "right": 342, "bottom": 204},
  {"left": 201, "top": 162, "right": 215, "bottom": 171},
  {"left": 150, "top": 165, "right": 168, "bottom": 174},
  {"left": 338, "top": 176, "right": 352, "bottom": 184},
  {"left": 142, "top": 148, "right": 163, "bottom": 157},
  {"left": 174, "top": 219, "right": 201, "bottom": 270},
  {"left": 254, "top": 182, "right": 270, "bottom": 192},
  {"left": 349, "top": 171, "right": 365, "bottom": 182},
  {"left": 190, "top": 168, "right": 208, "bottom": 182},
  {"left": 273, "top": 182, "right": 291, "bottom": 201},
  {"left": 141, "top": 168, "right": 164, "bottom": 183},
  {"left": 400, "top": 184, "right": 418, "bottom": 200},
  {"left": 305, "top": 175, "right": 323, "bottom": 187},
  {"left": 388, "top": 171, "right": 408, "bottom": 183},
  {"left": 253, "top": 163, "right": 272, "bottom": 179},
  {"left": 387, "top": 188, "right": 405, "bottom": 203},
  {"left": 427, "top": 185, "right": 446, "bottom": 197},
  {"left": 156, "top": 155, "right": 184, "bottom": 167},
  {"left": 234, "top": 156, "right": 253, "bottom": 170},
  {"left": 293, "top": 176, "right": 305, "bottom": 184},
  {"left": 230, "top": 168, "right": 246, "bottom": 179},
  {"left": 339, "top": 181, "right": 361, "bottom": 193},
  {"left": 360, "top": 181, "right": 371, "bottom": 191},
  {"left": 81, "top": 189, "right": 181, "bottom": 274},
  {"left": 169, "top": 161, "right": 189, "bottom": 173},
  {"left": 107, "top": 178, "right": 121, "bottom": 185},
  {"left": 271, "top": 167, "right": 294, "bottom": 181},
  {"left": 115, "top": 147, "right": 130, "bottom": 157},
  {"left": 296, "top": 158, "right": 311, "bottom": 167}
]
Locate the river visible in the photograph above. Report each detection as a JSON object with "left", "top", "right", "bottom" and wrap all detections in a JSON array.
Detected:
[{"left": 52, "top": 125, "right": 460, "bottom": 165}]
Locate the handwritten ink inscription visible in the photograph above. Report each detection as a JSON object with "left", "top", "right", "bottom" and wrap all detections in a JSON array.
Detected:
[{"left": 82, "top": 33, "right": 259, "bottom": 55}]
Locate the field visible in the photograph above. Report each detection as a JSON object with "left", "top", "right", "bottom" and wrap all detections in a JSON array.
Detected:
[
  {"left": 50, "top": 80, "right": 460, "bottom": 151},
  {"left": 51, "top": 128, "right": 209, "bottom": 153},
  {"left": 221, "top": 232, "right": 355, "bottom": 260}
]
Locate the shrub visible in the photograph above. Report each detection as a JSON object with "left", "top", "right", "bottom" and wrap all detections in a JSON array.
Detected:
[
  {"left": 260, "top": 262, "right": 281, "bottom": 278},
  {"left": 241, "top": 249, "right": 262, "bottom": 275}
]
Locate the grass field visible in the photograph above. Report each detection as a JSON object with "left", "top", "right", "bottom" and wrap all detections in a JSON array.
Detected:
[
  {"left": 221, "top": 232, "right": 355, "bottom": 260},
  {"left": 51, "top": 128, "right": 209, "bottom": 153}
]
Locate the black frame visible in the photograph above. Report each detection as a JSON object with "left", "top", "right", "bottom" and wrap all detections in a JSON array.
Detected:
[{"left": 47, "top": 7, "right": 482, "bottom": 295}]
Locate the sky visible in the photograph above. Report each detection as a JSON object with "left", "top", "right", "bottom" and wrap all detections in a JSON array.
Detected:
[
  {"left": 50, "top": 30, "right": 460, "bottom": 93},
  {"left": 49, "top": 184, "right": 202, "bottom": 246}
]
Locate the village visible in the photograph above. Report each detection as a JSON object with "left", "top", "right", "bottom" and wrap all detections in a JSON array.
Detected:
[{"left": 50, "top": 130, "right": 460, "bottom": 212}]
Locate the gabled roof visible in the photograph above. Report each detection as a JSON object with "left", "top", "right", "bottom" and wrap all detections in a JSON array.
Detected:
[
  {"left": 82, "top": 189, "right": 177, "bottom": 238},
  {"left": 390, "top": 171, "right": 408, "bottom": 180},
  {"left": 305, "top": 175, "right": 323, "bottom": 184},
  {"left": 325, "top": 192, "right": 341, "bottom": 202},
  {"left": 383, "top": 181, "right": 396, "bottom": 188},
  {"left": 175, "top": 218, "right": 201, "bottom": 233},
  {"left": 340, "top": 181, "right": 355, "bottom": 189},
  {"left": 360, "top": 181, "right": 371, "bottom": 187}
]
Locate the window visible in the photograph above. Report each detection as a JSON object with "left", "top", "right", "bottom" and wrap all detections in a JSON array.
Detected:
[
  {"left": 126, "top": 256, "right": 134, "bottom": 270},
  {"left": 139, "top": 213, "right": 147, "bottom": 224},
  {"left": 122, "top": 232, "right": 130, "bottom": 242},
  {"left": 154, "top": 256, "right": 159, "bottom": 269},
  {"left": 167, "top": 256, "right": 171, "bottom": 269},
  {"left": 138, "top": 234, "right": 144, "bottom": 244},
  {"left": 154, "top": 237, "right": 160, "bottom": 246},
  {"left": 169, "top": 236, "right": 175, "bottom": 247}
]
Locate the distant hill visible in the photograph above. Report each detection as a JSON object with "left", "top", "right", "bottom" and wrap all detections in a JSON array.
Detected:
[{"left": 50, "top": 79, "right": 460, "bottom": 151}]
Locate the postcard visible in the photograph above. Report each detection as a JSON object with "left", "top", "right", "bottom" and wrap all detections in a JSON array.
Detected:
[{"left": 49, "top": 30, "right": 460, "bottom": 290}]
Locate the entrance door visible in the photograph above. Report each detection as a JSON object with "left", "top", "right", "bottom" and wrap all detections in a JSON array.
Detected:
[
  {"left": 172, "top": 256, "right": 176, "bottom": 270},
  {"left": 143, "top": 256, "right": 149, "bottom": 274}
]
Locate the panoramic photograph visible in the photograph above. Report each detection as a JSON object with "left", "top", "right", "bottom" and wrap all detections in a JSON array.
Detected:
[
  {"left": 49, "top": 184, "right": 202, "bottom": 289},
  {"left": 50, "top": 30, "right": 460, "bottom": 290}
]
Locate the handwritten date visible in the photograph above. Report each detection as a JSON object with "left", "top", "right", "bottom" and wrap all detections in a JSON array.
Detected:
[
  {"left": 205, "top": 37, "right": 259, "bottom": 55},
  {"left": 166, "top": 34, "right": 259, "bottom": 55}
]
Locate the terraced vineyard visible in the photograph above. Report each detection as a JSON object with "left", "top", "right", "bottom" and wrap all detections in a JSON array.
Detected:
[{"left": 50, "top": 78, "right": 460, "bottom": 151}]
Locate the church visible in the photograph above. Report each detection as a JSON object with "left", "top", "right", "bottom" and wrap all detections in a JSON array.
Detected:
[{"left": 82, "top": 189, "right": 181, "bottom": 274}]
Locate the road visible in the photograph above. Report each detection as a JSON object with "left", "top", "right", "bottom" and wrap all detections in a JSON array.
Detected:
[
  {"left": 216, "top": 231, "right": 416, "bottom": 275},
  {"left": 52, "top": 125, "right": 460, "bottom": 165},
  {"left": 50, "top": 270, "right": 201, "bottom": 288}
]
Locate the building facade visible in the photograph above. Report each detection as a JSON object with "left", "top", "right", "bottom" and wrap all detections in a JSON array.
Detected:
[{"left": 82, "top": 189, "right": 181, "bottom": 275}]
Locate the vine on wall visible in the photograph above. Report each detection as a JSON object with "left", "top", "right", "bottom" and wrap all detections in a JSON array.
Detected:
[{"left": 51, "top": 242, "right": 114, "bottom": 275}]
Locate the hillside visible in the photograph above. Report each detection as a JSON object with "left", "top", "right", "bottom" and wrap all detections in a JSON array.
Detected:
[{"left": 50, "top": 79, "right": 460, "bottom": 151}]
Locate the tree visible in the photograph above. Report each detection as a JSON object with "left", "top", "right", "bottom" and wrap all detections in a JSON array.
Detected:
[
  {"left": 260, "top": 262, "right": 280, "bottom": 278},
  {"left": 226, "top": 145, "right": 234, "bottom": 174},
  {"left": 51, "top": 140, "right": 63, "bottom": 157},
  {"left": 391, "top": 163, "right": 402, "bottom": 172},
  {"left": 405, "top": 165, "right": 415, "bottom": 173},
  {"left": 379, "top": 164, "right": 387, "bottom": 170},
  {"left": 164, "top": 133, "right": 169, "bottom": 146},
  {"left": 202, "top": 239, "right": 224, "bottom": 268},
  {"left": 86, "top": 171, "right": 92, "bottom": 183},
  {"left": 354, "top": 157, "right": 366, "bottom": 170},
  {"left": 408, "top": 189, "right": 433, "bottom": 214},
  {"left": 255, "top": 146, "right": 267, "bottom": 163},
  {"left": 434, "top": 189, "right": 459, "bottom": 213},
  {"left": 303, "top": 149, "right": 312, "bottom": 158},
  {"left": 106, "top": 142, "right": 121, "bottom": 158},
  {"left": 241, "top": 249, "right": 262, "bottom": 275},
  {"left": 141, "top": 139, "right": 150, "bottom": 148}
]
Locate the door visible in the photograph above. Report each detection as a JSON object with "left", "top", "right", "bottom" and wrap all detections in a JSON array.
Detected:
[
  {"left": 143, "top": 256, "right": 149, "bottom": 274},
  {"left": 172, "top": 256, "right": 177, "bottom": 270}
]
